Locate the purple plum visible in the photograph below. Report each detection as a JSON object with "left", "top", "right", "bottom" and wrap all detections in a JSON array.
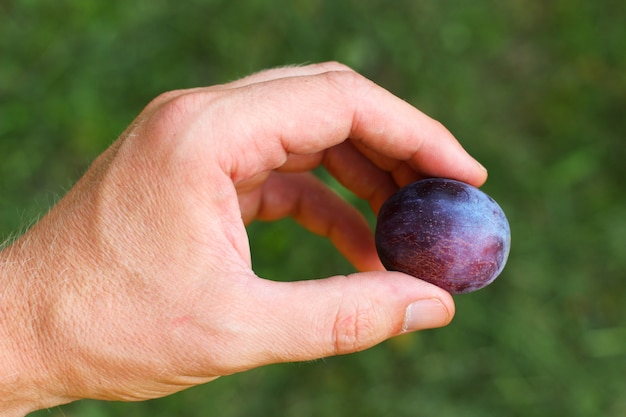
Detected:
[{"left": 375, "top": 178, "right": 510, "bottom": 294}]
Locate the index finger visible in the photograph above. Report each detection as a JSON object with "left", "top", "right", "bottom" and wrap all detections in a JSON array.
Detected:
[{"left": 208, "top": 69, "right": 487, "bottom": 187}]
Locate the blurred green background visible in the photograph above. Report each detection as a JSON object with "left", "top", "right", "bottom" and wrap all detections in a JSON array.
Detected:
[{"left": 2, "top": 0, "right": 625, "bottom": 416}]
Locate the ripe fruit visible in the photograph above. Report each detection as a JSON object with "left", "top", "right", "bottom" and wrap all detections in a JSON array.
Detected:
[{"left": 375, "top": 178, "right": 510, "bottom": 294}]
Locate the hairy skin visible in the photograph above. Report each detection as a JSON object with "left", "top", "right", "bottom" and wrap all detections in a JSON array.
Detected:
[{"left": 0, "top": 62, "right": 486, "bottom": 416}]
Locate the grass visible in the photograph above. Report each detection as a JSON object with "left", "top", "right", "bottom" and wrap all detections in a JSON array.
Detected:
[{"left": 2, "top": 0, "right": 625, "bottom": 415}]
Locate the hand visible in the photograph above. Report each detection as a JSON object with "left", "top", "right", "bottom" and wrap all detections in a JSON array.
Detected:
[{"left": 0, "top": 62, "right": 487, "bottom": 414}]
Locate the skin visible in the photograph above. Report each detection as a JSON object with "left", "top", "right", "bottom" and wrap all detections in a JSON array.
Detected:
[{"left": 0, "top": 62, "right": 487, "bottom": 416}]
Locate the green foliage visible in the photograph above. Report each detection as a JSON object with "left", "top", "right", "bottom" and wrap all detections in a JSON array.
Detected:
[{"left": 2, "top": 0, "right": 624, "bottom": 415}]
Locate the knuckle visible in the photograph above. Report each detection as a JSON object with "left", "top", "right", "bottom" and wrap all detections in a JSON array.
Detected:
[
  {"left": 318, "top": 69, "right": 378, "bottom": 114},
  {"left": 321, "top": 68, "right": 363, "bottom": 91},
  {"left": 133, "top": 89, "right": 217, "bottom": 151},
  {"left": 151, "top": 90, "right": 207, "bottom": 125},
  {"left": 150, "top": 88, "right": 187, "bottom": 107},
  {"left": 331, "top": 300, "right": 378, "bottom": 355}
]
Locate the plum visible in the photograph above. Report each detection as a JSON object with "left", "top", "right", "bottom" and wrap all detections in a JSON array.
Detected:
[{"left": 375, "top": 178, "right": 510, "bottom": 294}]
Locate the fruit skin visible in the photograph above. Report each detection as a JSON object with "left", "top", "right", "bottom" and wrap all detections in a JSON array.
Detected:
[{"left": 375, "top": 178, "right": 511, "bottom": 294}]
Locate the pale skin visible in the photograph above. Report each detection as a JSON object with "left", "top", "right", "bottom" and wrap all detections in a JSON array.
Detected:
[{"left": 0, "top": 62, "right": 487, "bottom": 416}]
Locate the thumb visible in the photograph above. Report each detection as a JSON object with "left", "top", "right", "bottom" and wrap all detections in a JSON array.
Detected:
[{"left": 246, "top": 272, "right": 455, "bottom": 365}]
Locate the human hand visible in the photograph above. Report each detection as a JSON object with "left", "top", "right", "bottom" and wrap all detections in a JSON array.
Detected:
[{"left": 0, "top": 62, "right": 487, "bottom": 414}]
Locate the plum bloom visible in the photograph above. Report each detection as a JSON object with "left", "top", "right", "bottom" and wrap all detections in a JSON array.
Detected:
[{"left": 375, "top": 178, "right": 511, "bottom": 294}]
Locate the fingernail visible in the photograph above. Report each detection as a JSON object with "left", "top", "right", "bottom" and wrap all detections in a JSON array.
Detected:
[
  {"left": 476, "top": 159, "right": 488, "bottom": 174},
  {"left": 402, "top": 299, "right": 450, "bottom": 333}
]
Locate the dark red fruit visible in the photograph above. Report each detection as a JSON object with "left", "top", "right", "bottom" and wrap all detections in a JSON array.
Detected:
[{"left": 375, "top": 178, "right": 510, "bottom": 294}]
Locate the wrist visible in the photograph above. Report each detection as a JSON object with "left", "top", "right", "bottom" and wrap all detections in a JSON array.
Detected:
[{"left": 0, "top": 234, "right": 72, "bottom": 415}]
